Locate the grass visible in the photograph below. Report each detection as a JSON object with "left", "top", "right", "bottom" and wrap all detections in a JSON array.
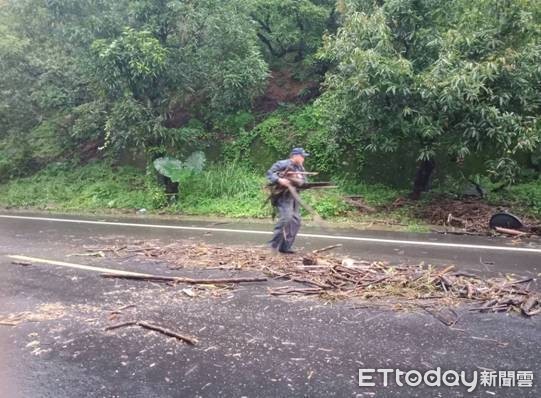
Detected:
[
  {"left": 173, "top": 163, "right": 270, "bottom": 218},
  {"left": 487, "top": 180, "right": 541, "bottom": 218},
  {"left": 0, "top": 162, "right": 164, "bottom": 211},
  {"left": 0, "top": 161, "right": 401, "bottom": 220},
  {"left": 1, "top": 161, "right": 538, "bottom": 231}
]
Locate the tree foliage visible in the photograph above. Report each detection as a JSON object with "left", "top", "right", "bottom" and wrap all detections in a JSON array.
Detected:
[
  {"left": 1, "top": 0, "right": 540, "bottom": 200},
  {"left": 0, "top": 0, "right": 269, "bottom": 158},
  {"left": 320, "top": 0, "right": 541, "bottom": 188},
  {"left": 248, "top": 0, "right": 335, "bottom": 61}
]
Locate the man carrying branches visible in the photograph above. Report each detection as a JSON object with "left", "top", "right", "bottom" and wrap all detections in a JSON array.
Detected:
[{"left": 266, "top": 147, "right": 311, "bottom": 254}]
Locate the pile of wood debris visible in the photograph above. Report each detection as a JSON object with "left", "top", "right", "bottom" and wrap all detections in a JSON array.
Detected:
[
  {"left": 87, "top": 239, "right": 540, "bottom": 317},
  {"left": 414, "top": 198, "right": 499, "bottom": 232},
  {"left": 403, "top": 197, "right": 540, "bottom": 236}
]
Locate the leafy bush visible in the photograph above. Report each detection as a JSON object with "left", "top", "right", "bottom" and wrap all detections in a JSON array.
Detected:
[
  {"left": 339, "top": 180, "right": 402, "bottom": 206},
  {"left": 153, "top": 152, "right": 206, "bottom": 183},
  {"left": 487, "top": 179, "right": 541, "bottom": 217},
  {"left": 507, "top": 181, "right": 541, "bottom": 216},
  {"left": 224, "top": 105, "right": 341, "bottom": 173},
  {"left": 0, "top": 162, "right": 165, "bottom": 210},
  {"left": 305, "top": 190, "right": 351, "bottom": 218},
  {"left": 173, "top": 163, "right": 269, "bottom": 217}
]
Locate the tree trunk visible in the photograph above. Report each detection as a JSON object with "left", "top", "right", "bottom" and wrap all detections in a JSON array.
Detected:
[{"left": 411, "top": 159, "right": 435, "bottom": 200}]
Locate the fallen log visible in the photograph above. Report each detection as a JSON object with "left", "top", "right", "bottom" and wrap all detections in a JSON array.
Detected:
[
  {"left": 101, "top": 273, "right": 267, "bottom": 285},
  {"left": 495, "top": 227, "right": 527, "bottom": 236},
  {"left": 105, "top": 321, "right": 198, "bottom": 345}
]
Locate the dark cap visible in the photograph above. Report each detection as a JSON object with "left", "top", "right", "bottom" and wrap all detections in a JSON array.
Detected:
[{"left": 290, "top": 147, "right": 310, "bottom": 157}]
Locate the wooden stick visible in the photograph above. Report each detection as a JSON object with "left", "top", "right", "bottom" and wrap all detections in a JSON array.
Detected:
[
  {"left": 502, "top": 277, "right": 533, "bottom": 288},
  {"left": 451, "top": 271, "right": 480, "bottom": 279},
  {"left": 116, "top": 304, "right": 137, "bottom": 311},
  {"left": 104, "top": 321, "right": 198, "bottom": 345},
  {"left": 268, "top": 287, "right": 322, "bottom": 296},
  {"left": 264, "top": 268, "right": 330, "bottom": 289},
  {"left": 286, "top": 185, "right": 323, "bottom": 223},
  {"left": 105, "top": 321, "right": 137, "bottom": 331},
  {"left": 101, "top": 273, "right": 267, "bottom": 284},
  {"left": 284, "top": 171, "right": 319, "bottom": 175},
  {"left": 137, "top": 321, "right": 198, "bottom": 345},
  {"left": 431, "top": 265, "right": 455, "bottom": 284},
  {"left": 343, "top": 197, "right": 376, "bottom": 213},
  {"left": 312, "top": 244, "right": 343, "bottom": 254},
  {"left": 420, "top": 306, "right": 458, "bottom": 327},
  {"left": 11, "top": 261, "right": 31, "bottom": 266}
]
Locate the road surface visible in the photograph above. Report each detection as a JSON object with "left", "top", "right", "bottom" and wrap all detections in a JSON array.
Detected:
[{"left": 0, "top": 212, "right": 539, "bottom": 397}]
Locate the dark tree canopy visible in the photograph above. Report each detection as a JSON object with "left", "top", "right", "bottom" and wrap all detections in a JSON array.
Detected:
[{"left": 0, "top": 0, "right": 539, "bottom": 195}]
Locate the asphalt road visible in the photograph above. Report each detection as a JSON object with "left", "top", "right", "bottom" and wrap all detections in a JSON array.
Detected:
[{"left": 0, "top": 212, "right": 540, "bottom": 397}]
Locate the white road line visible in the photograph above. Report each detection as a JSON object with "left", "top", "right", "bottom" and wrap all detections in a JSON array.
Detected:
[
  {"left": 1, "top": 214, "right": 541, "bottom": 254},
  {"left": 7, "top": 254, "right": 152, "bottom": 276}
]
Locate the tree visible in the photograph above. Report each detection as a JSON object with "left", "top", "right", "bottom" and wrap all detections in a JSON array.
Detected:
[
  {"left": 0, "top": 0, "right": 269, "bottom": 159},
  {"left": 89, "top": 0, "right": 269, "bottom": 152},
  {"left": 248, "top": 0, "right": 335, "bottom": 62},
  {"left": 319, "top": 0, "right": 541, "bottom": 197}
]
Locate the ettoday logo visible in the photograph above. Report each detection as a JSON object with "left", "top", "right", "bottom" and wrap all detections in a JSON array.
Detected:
[{"left": 358, "top": 368, "right": 534, "bottom": 392}]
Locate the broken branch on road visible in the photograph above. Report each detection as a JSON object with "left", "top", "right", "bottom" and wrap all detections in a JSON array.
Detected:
[
  {"left": 105, "top": 320, "right": 198, "bottom": 345},
  {"left": 100, "top": 272, "right": 267, "bottom": 285}
]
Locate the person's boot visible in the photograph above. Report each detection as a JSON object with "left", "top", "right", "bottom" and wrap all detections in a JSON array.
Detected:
[{"left": 279, "top": 249, "right": 296, "bottom": 254}]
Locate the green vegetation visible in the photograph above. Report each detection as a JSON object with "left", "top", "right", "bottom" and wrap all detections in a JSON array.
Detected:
[
  {"left": 0, "top": 163, "right": 165, "bottom": 210},
  {"left": 488, "top": 182, "right": 541, "bottom": 218},
  {"left": 0, "top": 161, "right": 399, "bottom": 219},
  {"left": 0, "top": 0, "right": 540, "bottom": 226},
  {"left": 2, "top": 159, "right": 539, "bottom": 230},
  {"left": 319, "top": 0, "right": 541, "bottom": 195}
]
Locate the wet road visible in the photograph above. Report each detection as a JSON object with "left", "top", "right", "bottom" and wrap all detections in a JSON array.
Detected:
[{"left": 0, "top": 212, "right": 540, "bottom": 397}]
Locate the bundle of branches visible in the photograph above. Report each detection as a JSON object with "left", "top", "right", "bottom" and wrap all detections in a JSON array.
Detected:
[{"left": 265, "top": 172, "right": 335, "bottom": 221}]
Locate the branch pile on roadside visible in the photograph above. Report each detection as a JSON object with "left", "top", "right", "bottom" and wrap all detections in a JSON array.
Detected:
[{"left": 408, "top": 197, "right": 540, "bottom": 236}]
